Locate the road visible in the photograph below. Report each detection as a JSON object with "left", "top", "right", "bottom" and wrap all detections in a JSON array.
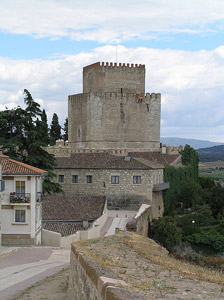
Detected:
[{"left": 0, "top": 247, "right": 70, "bottom": 300}]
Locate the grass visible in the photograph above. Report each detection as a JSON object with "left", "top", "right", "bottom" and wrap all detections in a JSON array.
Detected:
[{"left": 199, "top": 168, "right": 224, "bottom": 181}]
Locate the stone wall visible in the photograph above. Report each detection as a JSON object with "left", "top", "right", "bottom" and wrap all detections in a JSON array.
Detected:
[
  {"left": 68, "top": 92, "right": 161, "bottom": 151},
  {"left": 1, "top": 234, "right": 34, "bottom": 246},
  {"left": 68, "top": 243, "right": 144, "bottom": 300},
  {"left": 126, "top": 192, "right": 164, "bottom": 237},
  {"left": 54, "top": 168, "right": 164, "bottom": 210},
  {"left": 83, "top": 62, "right": 145, "bottom": 94}
]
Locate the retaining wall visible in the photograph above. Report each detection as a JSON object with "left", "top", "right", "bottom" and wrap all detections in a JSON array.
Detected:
[{"left": 68, "top": 243, "right": 144, "bottom": 300}]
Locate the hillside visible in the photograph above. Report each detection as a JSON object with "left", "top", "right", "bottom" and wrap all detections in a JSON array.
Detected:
[
  {"left": 161, "top": 137, "right": 223, "bottom": 149},
  {"left": 197, "top": 145, "right": 224, "bottom": 162}
]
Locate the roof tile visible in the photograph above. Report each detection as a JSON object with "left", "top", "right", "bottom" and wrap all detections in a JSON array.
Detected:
[{"left": 2, "top": 159, "right": 47, "bottom": 175}]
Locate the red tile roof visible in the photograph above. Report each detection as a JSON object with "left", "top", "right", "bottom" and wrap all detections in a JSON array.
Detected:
[
  {"left": 0, "top": 154, "right": 9, "bottom": 159},
  {"left": 2, "top": 158, "right": 47, "bottom": 176}
]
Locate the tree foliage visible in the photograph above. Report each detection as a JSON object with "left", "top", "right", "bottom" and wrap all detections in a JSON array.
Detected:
[
  {"left": 50, "top": 113, "right": 61, "bottom": 145},
  {"left": 0, "top": 90, "right": 63, "bottom": 194},
  {"left": 154, "top": 144, "right": 224, "bottom": 254},
  {"left": 152, "top": 216, "right": 182, "bottom": 252},
  {"left": 62, "top": 117, "right": 68, "bottom": 142}
]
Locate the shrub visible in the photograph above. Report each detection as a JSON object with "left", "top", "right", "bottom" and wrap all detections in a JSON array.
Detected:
[{"left": 151, "top": 216, "right": 182, "bottom": 252}]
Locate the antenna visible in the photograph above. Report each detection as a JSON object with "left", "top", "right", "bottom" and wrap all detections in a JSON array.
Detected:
[{"left": 116, "top": 45, "right": 118, "bottom": 64}]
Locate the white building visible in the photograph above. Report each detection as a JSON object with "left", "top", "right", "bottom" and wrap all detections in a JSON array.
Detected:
[{"left": 0, "top": 154, "right": 47, "bottom": 246}]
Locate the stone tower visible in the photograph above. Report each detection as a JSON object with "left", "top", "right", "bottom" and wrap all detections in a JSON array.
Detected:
[{"left": 68, "top": 62, "right": 161, "bottom": 151}]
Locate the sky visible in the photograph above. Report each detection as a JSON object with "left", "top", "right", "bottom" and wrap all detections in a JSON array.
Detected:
[{"left": 0, "top": 0, "right": 224, "bottom": 142}]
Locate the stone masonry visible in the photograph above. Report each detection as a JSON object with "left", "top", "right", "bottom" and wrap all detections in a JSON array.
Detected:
[
  {"left": 68, "top": 62, "right": 161, "bottom": 152},
  {"left": 54, "top": 166, "right": 164, "bottom": 211}
]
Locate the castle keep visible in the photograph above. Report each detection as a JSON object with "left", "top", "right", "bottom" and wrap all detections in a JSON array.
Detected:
[
  {"left": 68, "top": 62, "right": 161, "bottom": 152},
  {"left": 45, "top": 62, "right": 181, "bottom": 226}
]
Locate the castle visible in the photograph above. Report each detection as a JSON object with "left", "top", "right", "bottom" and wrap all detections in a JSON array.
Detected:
[
  {"left": 46, "top": 62, "right": 181, "bottom": 221},
  {"left": 68, "top": 62, "right": 161, "bottom": 152}
]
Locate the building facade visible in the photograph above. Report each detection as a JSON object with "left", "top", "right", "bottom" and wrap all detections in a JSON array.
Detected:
[{"left": 0, "top": 154, "right": 46, "bottom": 246}]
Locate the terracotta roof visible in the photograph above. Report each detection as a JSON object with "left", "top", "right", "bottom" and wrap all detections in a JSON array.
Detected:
[
  {"left": 1, "top": 159, "right": 47, "bottom": 175},
  {"left": 0, "top": 154, "right": 9, "bottom": 160},
  {"left": 128, "top": 152, "right": 181, "bottom": 166},
  {"left": 42, "top": 194, "right": 106, "bottom": 221},
  {"left": 55, "top": 153, "right": 154, "bottom": 170}
]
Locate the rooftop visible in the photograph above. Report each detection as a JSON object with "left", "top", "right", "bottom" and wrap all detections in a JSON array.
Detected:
[
  {"left": 1, "top": 158, "right": 47, "bottom": 176},
  {"left": 55, "top": 152, "right": 164, "bottom": 170},
  {"left": 55, "top": 152, "right": 181, "bottom": 170},
  {"left": 42, "top": 194, "right": 106, "bottom": 221},
  {"left": 42, "top": 194, "right": 106, "bottom": 236}
]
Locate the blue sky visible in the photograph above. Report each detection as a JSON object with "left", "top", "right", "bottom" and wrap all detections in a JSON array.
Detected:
[{"left": 0, "top": 0, "right": 224, "bottom": 142}]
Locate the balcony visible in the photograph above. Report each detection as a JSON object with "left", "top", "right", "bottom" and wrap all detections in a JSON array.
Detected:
[
  {"left": 10, "top": 192, "right": 30, "bottom": 204},
  {"left": 153, "top": 182, "right": 170, "bottom": 192}
]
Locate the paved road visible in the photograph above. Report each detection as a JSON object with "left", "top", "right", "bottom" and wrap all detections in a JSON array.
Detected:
[{"left": 0, "top": 247, "right": 70, "bottom": 300}]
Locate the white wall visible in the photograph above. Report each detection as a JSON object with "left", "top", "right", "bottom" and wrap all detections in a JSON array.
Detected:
[
  {"left": 42, "top": 229, "right": 61, "bottom": 247},
  {"left": 61, "top": 209, "right": 108, "bottom": 248},
  {"left": 1, "top": 175, "right": 44, "bottom": 246}
]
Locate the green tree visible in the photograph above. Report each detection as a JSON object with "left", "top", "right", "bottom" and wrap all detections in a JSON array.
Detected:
[
  {"left": 181, "top": 144, "right": 199, "bottom": 182},
  {"left": 152, "top": 216, "right": 182, "bottom": 252},
  {"left": 0, "top": 90, "right": 63, "bottom": 194},
  {"left": 180, "top": 178, "right": 202, "bottom": 209},
  {"left": 209, "top": 184, "right": 224, "bottom": 218},
  {"left": 50, "top": 113, "right": 61, "bottom": 145},
  {"left": 0, "top": 107, "right": 26, "bottom": 160},
  {"left": 37, "top": 109, "right": 50, "bottom": 146},
  {"left": 62, "top": 117, "right": 68, "bottom": 142}
]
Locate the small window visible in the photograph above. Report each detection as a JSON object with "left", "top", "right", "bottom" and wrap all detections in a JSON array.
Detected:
[
  {"left": 16, "top": 181, "right": 25, "bottom": 195},
  {"left": 72, "top": 175, "right": 78, "bottom": 183},
  {"left": 133, "top": 176, "right": 141, "bottom": 184},
  {"left": 111, "top": 176, "right": 119, "bottom": 184},
  {"left": 87, "top": 175, "right": 92, "bottom": 183},
  {"left": 15, "top": 210, "right": 26, "bottom": 223},
  {"left": 58, "top": 175, "right": 64, "bottom": 183}
]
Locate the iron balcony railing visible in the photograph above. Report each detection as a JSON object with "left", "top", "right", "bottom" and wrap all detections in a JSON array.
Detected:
[{"left": 10, "top": 192, "right": 31, "bottom": 203}]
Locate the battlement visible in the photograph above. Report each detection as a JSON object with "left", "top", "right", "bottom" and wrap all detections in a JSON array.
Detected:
[
  {"left": 83, "top": 61, "right": 145, "bottom": 94},
  {"left": 161, "top": 144, "right": 183, "bottom": 155},
  {"left": 69, "top": 92, "right": 161, "bottom": 101},
  {"left": 83, "top": 62, "right": 145, "bottom": 71}
]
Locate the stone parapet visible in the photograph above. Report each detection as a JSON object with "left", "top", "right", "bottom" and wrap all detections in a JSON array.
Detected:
[{"left": 68, "top": 242, "right": 145, "bottom": 300}]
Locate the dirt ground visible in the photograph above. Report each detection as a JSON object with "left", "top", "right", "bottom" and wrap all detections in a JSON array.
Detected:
[
  {"left": 10, "top": 268, "right": 69, "bottom": 300},
  {"left": 76, "top": 232, "right": 224, "bottom": 299}
]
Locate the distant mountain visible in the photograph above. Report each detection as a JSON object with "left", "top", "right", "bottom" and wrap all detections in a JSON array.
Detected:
[
  {"left": 161, "top": 137, "right": 224, "bottom": 150},
  {"left": 197, "top": 145, "right": 224, "bottom": 162}
]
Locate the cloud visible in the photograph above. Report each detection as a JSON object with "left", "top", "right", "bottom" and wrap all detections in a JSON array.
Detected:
[
  {"left": 0, "top": 0, "right": 224, "bottom": 43},
  {"left": 0, "top": 45, "right": 224, "bottom": 142}
]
